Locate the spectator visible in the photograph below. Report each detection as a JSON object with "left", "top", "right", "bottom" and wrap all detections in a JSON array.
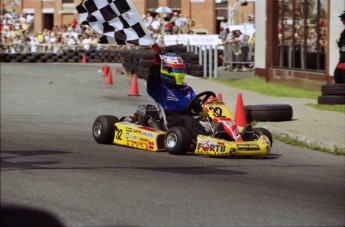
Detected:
[
  {"left": 174, "top": 14, "right": 187, "bottom": 34},
  {"left": 151, "top": 17, "right": 161, "bottom": 33},
  {"left": 26, "top": 13, "right": 34, "bottom": 24},
  {"left": 67, "top": 35, "right": 77, "bottom": 50},
  {"left": 218, "top": 28, "right": 234, "bottom": 70},
  {"left": 29, "top": 36, "right": 39, "bottom": 53},
  {"left": 37, "top": 32, "right": 44, "bottom": 44},
  {"left": 233, "top": 30, "right": 249, "bottom": 71},
  {"left": 81, "top": 35, "right": 91, "bottom": 50},
  {"left": 334, "top": 11, "right": 345, "bottom": 83},
  {"left": 164, "top": 21, "right": 174, "bottom": 35},
  {"left": 90, "top": 34, "right": 99, "bottom": 49},
  {"left": 70, "top": 19, "right": 78, "bottom": 29}
]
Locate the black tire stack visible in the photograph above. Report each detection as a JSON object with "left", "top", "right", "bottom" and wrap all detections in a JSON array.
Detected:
[
  {"left": 245, "top": 104, "right": 293, "bottom": 122},
  {"left": 122, "top": 44, "right": 206, "bottom": 80},
  {"left": 0, "top": 48, "right": 126, "bottom": 64},
  {"left": 318, "top": 84, "right": 345, "bottom": 104}
]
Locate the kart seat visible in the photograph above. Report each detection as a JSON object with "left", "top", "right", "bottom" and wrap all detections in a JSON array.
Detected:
[
  {"left": 212, "top": 122, "right": 233, "bottom": 141},
  {"left": 154, "top": 102, "right": 169, "bottom": 131}
]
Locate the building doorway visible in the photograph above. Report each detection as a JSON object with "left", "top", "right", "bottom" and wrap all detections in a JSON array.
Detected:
[{"left": 43, "top": 13, "right": 54, "bottom": 30}]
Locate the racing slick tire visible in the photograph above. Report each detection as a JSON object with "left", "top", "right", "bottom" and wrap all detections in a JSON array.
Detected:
[
  {"left": 253, "top": 127, "right": 273, "bottom": 146},
  {"left": 165, "top": 127, "right": 191, "bottom": 155},
  {"left": 93, "top": 115, "right": 119, "bottom": 144}
]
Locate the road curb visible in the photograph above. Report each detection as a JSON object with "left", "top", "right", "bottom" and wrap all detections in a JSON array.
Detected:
[{"left": 256, "top": 123, "right": 345, "bottom": 155}]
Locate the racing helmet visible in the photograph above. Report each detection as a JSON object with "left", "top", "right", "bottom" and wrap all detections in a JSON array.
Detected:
[{"left": 160, "top": 53, "right": 186, "bottom": 85}]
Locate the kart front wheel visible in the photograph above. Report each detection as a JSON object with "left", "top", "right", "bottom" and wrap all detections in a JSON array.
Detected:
[
  {"left": 93, "top": 115, "right": 119, "bottom": 144},
  {"left": 165, "top": 127, "right": 191, "bottom": 155},
  {"left": 253, "top": 127, "right": 273, "bottom": 146}
]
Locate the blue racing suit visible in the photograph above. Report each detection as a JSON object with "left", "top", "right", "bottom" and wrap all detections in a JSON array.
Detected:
[{"left": 146, "top": 64, "right": 205, "bottom": 139}]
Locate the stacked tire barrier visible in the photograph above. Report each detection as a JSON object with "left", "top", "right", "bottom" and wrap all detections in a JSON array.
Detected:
[
  {"left": 1, "top": 44, "right": 207, "bottom": 82},
  {"left": 0, "top": 48, "right": 126, "bottom": 64},
  {"left": 318, "top": 84, "right": 345, "bottom": 104},
  {"left": 122, "top": 44, "right": 206, "bottom": 80}
]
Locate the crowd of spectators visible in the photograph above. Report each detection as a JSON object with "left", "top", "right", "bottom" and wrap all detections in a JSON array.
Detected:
[
  {"left": 0, "top": 11, "right": 107, "bottom": 54},
  {"left": 218, "top": 26, "right": 255, "bottom": 72},
  {"left": 0, "top": 10, "right": 195, "bottom": 54}
]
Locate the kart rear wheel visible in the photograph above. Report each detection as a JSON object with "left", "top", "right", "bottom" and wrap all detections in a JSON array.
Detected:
[
  {"left": 165, "top": 127, "right": 191, "bottom": 155},
  {"left": 253, "top": 127, "right": 273, "bottom": 146},
  {"left": 93, "top": 115, "right": 119, "bottom": 144}
]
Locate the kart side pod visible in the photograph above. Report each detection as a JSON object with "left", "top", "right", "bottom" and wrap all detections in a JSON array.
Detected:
[
  {"left": 194, "top": 135, "right": 271, "bottom": 156},
  {"left": 113, "top": 122, "right": 166, "bottom": 151}
]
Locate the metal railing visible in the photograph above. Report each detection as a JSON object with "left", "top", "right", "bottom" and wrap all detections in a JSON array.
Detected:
[{"left": 186, "top": 42, "right": 255, "bottom": 78}]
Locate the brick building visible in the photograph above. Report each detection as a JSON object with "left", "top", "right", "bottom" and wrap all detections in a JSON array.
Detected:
[
  {"left": 1, "top": 0, "right": 254, "bottom": 34},
  {"left": 2, "top": 0, "right": 341, "bottom": 82}
]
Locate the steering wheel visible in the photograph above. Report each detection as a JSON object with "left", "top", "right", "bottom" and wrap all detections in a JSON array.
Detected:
[{"left": 186, "top": 91, "right": 216, "bottom": 116}]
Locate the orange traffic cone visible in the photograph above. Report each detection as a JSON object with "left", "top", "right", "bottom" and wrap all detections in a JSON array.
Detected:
[
  {"left": 82, "top": 54, "right": 87, "bottom": 64},
  {"left": 234, "top": 93, "right": 247, "bottom": 127},
  {"left": 106, "top": 69, "right": 113, "bottom": 85},
  {"left": 216, "top": 93, "right": 223, "bottom": 101},
  {"left": 103, "top": 64, "right": 109, "bottom": 77},
  {"left": 128, "top": 74, "right": 140, "bottom": 96}
]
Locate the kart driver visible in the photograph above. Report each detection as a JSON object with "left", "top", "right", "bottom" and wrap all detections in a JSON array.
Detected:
[{"left": 146, "top": 44, "right": 206, "bottom": 140}]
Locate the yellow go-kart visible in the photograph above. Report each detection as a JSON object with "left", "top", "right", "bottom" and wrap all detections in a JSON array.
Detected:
[{"left": 92, "top": 91, "right": 272, "bottom": 157}]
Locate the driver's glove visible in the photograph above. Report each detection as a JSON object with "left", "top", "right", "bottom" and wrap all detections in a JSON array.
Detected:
[
  {"left": 151, "top": 43, "right": 161, "bottom": 54},
  {"left": 151, "top": 43, "right": 162, "bottom": 65}
]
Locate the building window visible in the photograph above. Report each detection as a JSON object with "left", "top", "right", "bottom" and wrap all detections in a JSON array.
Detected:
[
  {"left": 272, "top": 0, "right": 328, "bottom": 71},
  {"left": 147, "top": 0, "right": 158, "bottom": 12},
  {"left": 169, "top": 0, "right": 181, "bottom": 10}
]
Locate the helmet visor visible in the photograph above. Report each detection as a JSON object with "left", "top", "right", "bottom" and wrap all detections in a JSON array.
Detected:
[
  {"left": 171, "top": 67, "right": 185, "bottom": 74},
  {"left": 167, "top": 63, "right": 185, "bottom": 73}
]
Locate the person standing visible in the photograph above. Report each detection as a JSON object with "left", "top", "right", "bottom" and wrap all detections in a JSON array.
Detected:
[{"left": 334, "top": 11, "right": 345, "bottom": 83}]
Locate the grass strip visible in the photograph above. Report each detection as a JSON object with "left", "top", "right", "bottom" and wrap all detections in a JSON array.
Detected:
[
  {"left": 212, "top": 78, "right": 321, "bottom": 99},
  {"left": 212, "top": 78, "right": 345, "bottom": 113},
  {"left": 306, "top": 103, "right": 345, "bottom": 114},
  {"left": 272, "top": 133, "right": 345, "bottom": 155}
]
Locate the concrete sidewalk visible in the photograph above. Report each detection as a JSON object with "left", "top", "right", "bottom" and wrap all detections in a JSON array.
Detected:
[{"left": 184, "top": 72, "right": 345, "bottom": 155}]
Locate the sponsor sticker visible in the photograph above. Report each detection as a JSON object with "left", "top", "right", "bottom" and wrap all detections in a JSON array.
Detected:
[
  {"left": 142, "top": 131, "right": 155, "bottom": 139},
  {"left": 197, "top": 140, "right": 226, "bottom": 153},
  {"left": 237, "top": 144, "right": 260, "bottom": 151}
]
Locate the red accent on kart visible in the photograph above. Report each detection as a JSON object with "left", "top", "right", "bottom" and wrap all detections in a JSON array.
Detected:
[
  {"left": 148, "top": 141, "right": 154, "bottom": 150},
  {"left": 221, "top": 120, "right": 243, "bottom": 142},
  {"left": 138, "top": 126, "right": 158, "bottom": 132},
  {"left": 212, "top": 117, "right": 243, "bottom": 142},
  {"left": 205, "top": 97, "right": 224, "bottom": 104}
]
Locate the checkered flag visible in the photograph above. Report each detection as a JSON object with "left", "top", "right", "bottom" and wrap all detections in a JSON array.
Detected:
[{"left": 76, "top": 0, "right": 154, "bottom": 46}]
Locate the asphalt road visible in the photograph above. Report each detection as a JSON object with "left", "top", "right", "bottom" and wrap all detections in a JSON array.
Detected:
[{"left": 1, "top": 63, "right": 344, "bottom": 227}]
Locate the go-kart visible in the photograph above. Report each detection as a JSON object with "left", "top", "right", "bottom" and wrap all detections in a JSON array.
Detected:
[{"left": 92, "top": 91, "right": 272, "bottom": 156}]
